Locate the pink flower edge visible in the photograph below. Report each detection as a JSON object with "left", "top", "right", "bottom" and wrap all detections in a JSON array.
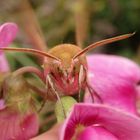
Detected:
[
  {"left": 0, "top": 108, "right": 39, "bottom": 140},
  {"left": 0, "top": 99, "right": 5, "bottom": 110},
  {"left": 0, "top": 22, "right": 18, "bottom": 48},
  {"left": 0, "top": 22, "right": 18, "bottom": 72},
  {"left": 77, "top": 126, "right": 118, "bottom": 140},
  {"left": 0, "top": 53, "right": 10, "bottom": 72},
  {"left": 85, "top": 54, "right": 140, "bottom": 114},
  {"left": 87, "top": 54, "right": 140, "bottom": 83},
  {"left": 61, "top": 103, "right": 140, "bottom": 140},
  {"left": 85, "top": 72, "right": 137, "bottom": 114}
]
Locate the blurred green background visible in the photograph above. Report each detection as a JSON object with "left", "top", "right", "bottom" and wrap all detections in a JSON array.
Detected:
[{"left": 0, "top": 0, "right": 140, "bottom": 69}]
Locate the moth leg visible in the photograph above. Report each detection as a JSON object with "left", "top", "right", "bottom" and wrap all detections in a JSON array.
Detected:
[
  {"left": 38, "top": 100, "right": 47, "bottom": 113},
  {"left": 86, "top": 83, "right": 103, "bottom": 103},
  {"left": 86, "top": 83, "right": 94, "bottom": 102},
  {"left": 47, "top": 74, "right": 66, "bottom": 118},
  {"left": 78, "top": 65, "right": 87, "bottom": 102},
  {"left": 37, "top": 81, "right": 50, "bottom": 113}
]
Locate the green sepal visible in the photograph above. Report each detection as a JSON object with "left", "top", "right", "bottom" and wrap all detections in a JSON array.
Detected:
[{"left": 55, "top": 96, "right": 77, "bottom": 122}]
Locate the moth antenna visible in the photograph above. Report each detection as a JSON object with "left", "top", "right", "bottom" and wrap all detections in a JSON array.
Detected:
[
  {"left": 0, "top": 47, "right": 60, "bottom": 61},
  {"left": 73, "top": 32, "right": 135, "bottom": 59}
]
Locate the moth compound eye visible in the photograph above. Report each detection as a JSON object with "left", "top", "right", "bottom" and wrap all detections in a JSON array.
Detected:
[
  {"left": 73, "top": 66, "right": 76, "bottom": 71},
  {"left": 56, "top": 66, "right": 63, "bottom": 75},
  {"left": 57, "top": 67, "right": 61, "bottom": 72}
]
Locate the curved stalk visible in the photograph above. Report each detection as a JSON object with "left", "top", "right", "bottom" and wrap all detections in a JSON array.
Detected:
[{"left": 13, "top": 66, "right": 45, "bottom": 83}]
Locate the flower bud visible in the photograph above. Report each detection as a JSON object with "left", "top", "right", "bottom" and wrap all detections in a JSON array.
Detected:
[
  {"left": 55, "top": 96, "right": 77, "bottom": 122},
  {"left": 0, "top": 74, "right": 39, "bottom": 140}
]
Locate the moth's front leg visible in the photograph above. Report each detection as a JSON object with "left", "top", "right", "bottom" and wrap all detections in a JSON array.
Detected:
[
  {"left": 86, "top": 71, "right": 103, "bottom": 103},
  {"left": 86, "top": 84, "right": 103, "bottom": 103},
  {"left": 78, "top": 65, "right": 102, "bottom": 103},
  {"left": 46, "top": 74, "right": 66, "bottom": 118},
  {"left": 78, "top": 65, "right": 87, "bottom": 102}
]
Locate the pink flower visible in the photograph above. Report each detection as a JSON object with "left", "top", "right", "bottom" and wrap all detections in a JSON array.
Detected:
[
  {"left": 0, "top": 22, "right": 18, "bottom": 72},
  {"left": 60, "top": 55, "right": 140, "bottom": 140},
  {"left": 85, "top": 54, "right": 140, "bottom": 114},
  {"left": 0, "top": 107, "right": 39, "bottom": 140},
  {"left": 61, "top": 103, "right": 140, "bottom": 140},
  {"left": 0, "top": 75, "right": 39, "bottom": 140},
  {"left": 32, "top": 54, "right": 140, "bottom": 140},
  {"left": 0, "top": 24, "right": 39, "bottom": 139},
  {"left": 0, "top": 53, "right": 9, "bottom": 72}
]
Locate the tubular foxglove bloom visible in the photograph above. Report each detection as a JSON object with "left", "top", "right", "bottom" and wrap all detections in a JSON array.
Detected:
[
  {"left": 61, "top": 103, "right": 140, "bottom": 140},
  {"left": 85, "top": 54, "right": 140, "bottom": 114},
  {"left": 0, "top": 22, "right": 18, "bottom": 72}
]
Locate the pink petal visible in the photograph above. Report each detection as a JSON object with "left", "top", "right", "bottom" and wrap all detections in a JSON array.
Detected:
[
  {"left": 0, "top": 53, "right": 10, "bottom": 72},
  {"left": 61, "top": 103, "right": 140, "bottom": 140},
  {"left": 0, "top": 99, "right": 5, "bottom": 110},
  {"left": 87, "top": 54, "right": 140, "bottom": 83},
  {"left": 0, "top": 22, "right": 18, "bottom": 48},
  {"left": 0, "top": 22, "right": 18, "bottom": 72},
  {"left": 85, "top": 72, "right": 137, "bottom": 114},
  {"left": 0, "top": 108, "right": 39, "bottom": 140},
  {"left": 20, "top": 113, "right": 39, "bottom": 139},
  {"left": 85, "top": 54, "right": 140, "bottom": 114},
  {"left": 78, "top": 126, "right": 118, "bottom": 140}
]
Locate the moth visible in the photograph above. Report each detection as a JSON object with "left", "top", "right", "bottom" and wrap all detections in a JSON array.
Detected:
[{"left": 0, "top": 0, "right": 134, "bottom": 104}]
